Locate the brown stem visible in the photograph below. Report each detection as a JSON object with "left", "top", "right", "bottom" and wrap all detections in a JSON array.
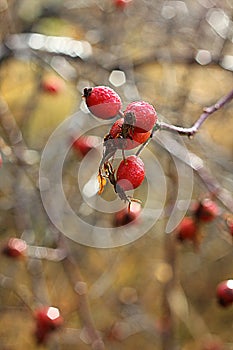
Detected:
[
  {"left": 160, "top": 164, "right": 178, "bottom": 350},
  {"left": 0, "top": 96, "right": 27, "bottom": 162},
  {"left": 60, "top": 237, "right": 105, "bottom": 350},
  {"left": 158, "top": 89, "right": 233, "bottom": 136},
  {"left": 0, "top": 273, "right": 34, "bottom": 312}
]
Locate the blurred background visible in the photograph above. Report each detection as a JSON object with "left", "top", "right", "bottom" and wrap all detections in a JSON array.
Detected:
[{"left": 0, "top": 0, "right": 232, "bottom": 349}]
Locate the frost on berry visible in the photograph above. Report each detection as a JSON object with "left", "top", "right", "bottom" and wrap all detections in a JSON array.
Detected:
[
  {"left": 124, "top": 101, "right": 157, "bottom": 132},
  {"left": 116, "top": 155, "right": 145, "bottom": 191},
  {"left": 216, "top": 280, "right": 233, "bottom": 307},
  {"left": 83, "top": 86, "right": 122, "bottom": 119}
]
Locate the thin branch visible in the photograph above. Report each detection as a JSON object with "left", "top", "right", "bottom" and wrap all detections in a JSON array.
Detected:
[
  {"left": 154, "top": 133, "right": 233, "bottom": 213},
  {"left": 59, "top": 237, "right": 105, "bottom": 350},
  {"left": 0, "top": 273, "right": 34, "bottom": 312},
  {"left": 158, "top": 89, "right": 233, "bottom": 137},
  {"left": 0, "top": 96, "right": 26, "bottom": 161}
]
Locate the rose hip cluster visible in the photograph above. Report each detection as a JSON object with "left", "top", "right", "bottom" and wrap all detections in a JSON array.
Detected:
[{"left": 83, "top": 86, "right": 158, "bottom": 206}]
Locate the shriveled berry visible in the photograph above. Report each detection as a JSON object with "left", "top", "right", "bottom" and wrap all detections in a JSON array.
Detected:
[
  {"left": 83, "top": 86, "right": 122, "bottom": 119},
  {"left": 176, "top": 217, "right": 197, "bottom": 241},
  {"left": 194, "top": 198, "right": 219, "bottom": 222},
  {"left": 109, "top": 118, "right": 151, "bottom": 150},
  {"left": 124, "top": 101, "right": 157, "bottom": 132},
  {"left": 72, "top": 135, "right": 100, "bottom": 157},
  {"left": 113, "top": 202, "right": 142, "bottom": 226},
  {"left": 216, "top": 279, "right": 233, "bottom": 307},
  {"left": 2, "top": 238, "right": 27, "bottom": 258},
  {"left": 34, "top": 306, "right": 63, "bottom": 344},
  {"left": 116, "top": 155, "right": 145, "bottom": 191}
]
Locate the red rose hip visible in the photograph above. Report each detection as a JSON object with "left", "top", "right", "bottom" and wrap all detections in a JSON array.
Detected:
[
  {"left": 124, "top": 101, "right": 157, "bottom": 132},
  {"left": 34, "top": 306, "right": 63, "bottom": 343},
  {"left": 226, "top": 219, "right": 233, "bottom": 237},
  {"left": 113, "top": 201, "right": 142, "bottom": 226},
  {"left": 2, "top": 238, "right": 27, "bottom": 258},
  {"left": 109, "top": 118, "right": 151, "bottom": 150},
  {"left": 116, "top": 155, "right": 145, "bottom": 191},
  {"left": 72, "top": 135, "right": 100, "bottom": 157},
  {"left": 194, "top": 198, "right": 219, "bottom": 222},
  {"left": 41, "top": 77, "right": 64, "bottom": 94},
  {"left": 114, "top": 0, "right": 133, "bottom": 10},
  {"left": 83, "top": 86, "right": 122, "bottom": 119},
  {"left": 176, "top": 217, "right": 197, "bottom": 241},
  {"left": 216, "top": 279, "right": 233, "bottom": 307}
]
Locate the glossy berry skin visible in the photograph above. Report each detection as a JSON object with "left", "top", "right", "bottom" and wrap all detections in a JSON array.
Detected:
[
  {"left": 83, "top": 86, "right": 122, "bottom": 119},
  {"left": 2, "top": 238, "right": 27, "bottom": 258},
  {"left": 113, "top": 202, "right": 142, "bottom": 226},
  {"left": 176, "top": 217, "right": 197, "bottom": 241},
  {"left": 72, "top": 135, "right": 100, "bottom": 157},
  {"left": 109, "top": 118, "right": 151, "bottom": 150},
  {"left": 194, "top": 199, "right": 219, "bottom": 222},
  {"left": 124, "top": 101, "right": 157, "bottom": 132},
  {"left": 116, "top": 155, "right": 145, "bottom": 191},
  {"left": 216, "top": 280, "right": 233, "bottom": 307},
  {"left": 34, "top": 306, "right": 63, "bottom": 344}
]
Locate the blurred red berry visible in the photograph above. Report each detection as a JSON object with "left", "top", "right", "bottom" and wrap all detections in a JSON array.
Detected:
[
  {"left": 226, "top": 218, "right": 233, "bottom": 237},
  {"left": 41, "top": 77, "right": 64, "bottom": 94},
  {"left": 83, "top": 86, "right": 122, "bottom": 119},
  {"left": 109, "top": 118, "right": 151, "bottom": 150},
  {"left": 72, "top": 135, "right": 100, "bottom": 157},
  {"left": 0, "top": 153, "right": 2, "bottom": 167},
  {"left": 2, "top": 238, "right": 27, "bottom": 258},
  {"left": 116, "top": 155, "right": 145, "bottom": 191},
  {"left": 114, "top": 0, "right": 132, "bottom": 10},
  {"left": 113, "top": 202, "right": 142, "bottom": 226},
  {"left": 216, "top": 279, "right": 233, "bottom": 307},
  {"left": 176, "top": 217, "right": 198, "bottom": 241},
  {"left": 194, "top": 198, "right": 219, "bottom": 222},
  {"left": 34, "top": 306, "right": 63, "bottom": 344},
  {"left": 201, "top": 336, "right": 225, "bottom": 350},
  {"left": 124, "top": 101, "right": 157, "bottom": 132}
]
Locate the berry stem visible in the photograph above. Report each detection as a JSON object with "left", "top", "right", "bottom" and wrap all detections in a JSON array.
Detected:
[
  {"left": 157, "top": 88, "right": 233, "bottom": 137},
  {"left": 135, "top": 123, "right": 159, "bottom": 156},
  {"left": 118, "top": 109, "right": 125, "bottom": 118}
]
